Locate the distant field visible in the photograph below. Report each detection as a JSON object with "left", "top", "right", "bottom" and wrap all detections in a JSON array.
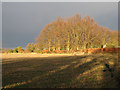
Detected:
[
  {"left": 2, "top": 53, "right": 120, "bottom": 88},
  {"left": 2, "top": 53, "right": 73, "bottom": 59}
]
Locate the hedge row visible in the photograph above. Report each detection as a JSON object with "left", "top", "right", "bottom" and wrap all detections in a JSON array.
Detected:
[{"left": 41, "top": 48, "right": 120, "bottom": 54}]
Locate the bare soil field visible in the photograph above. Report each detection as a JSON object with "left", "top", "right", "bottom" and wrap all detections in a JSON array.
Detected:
[{"left": 2, "top": 53, "right": 120, "bottom": 88}]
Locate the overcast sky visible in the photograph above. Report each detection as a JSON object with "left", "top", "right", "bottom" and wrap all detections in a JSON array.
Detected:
[{"left": 2, "top": 2, "right": 118, "bottom": 49}]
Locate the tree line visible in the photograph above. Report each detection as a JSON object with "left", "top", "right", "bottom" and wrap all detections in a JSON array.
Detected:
[
  {"left": 35, "top": 14, "right": 118, "bottom": 52},
  {"left": 2, "top": 14, "right": 118, "bottom": 53}
]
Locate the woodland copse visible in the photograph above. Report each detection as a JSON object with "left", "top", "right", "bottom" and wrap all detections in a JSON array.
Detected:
[{"left": 2, "top": 14, "right": 118, "bottom": 53}]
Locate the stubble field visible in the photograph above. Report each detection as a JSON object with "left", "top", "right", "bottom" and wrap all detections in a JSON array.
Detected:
[{"left": 2, "top": 53, "right": 120, "bottom": 88}]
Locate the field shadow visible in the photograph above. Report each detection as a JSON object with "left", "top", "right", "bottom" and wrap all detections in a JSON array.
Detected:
[{"left": 2, "top": 54, "right": 120, "bottom": 88}]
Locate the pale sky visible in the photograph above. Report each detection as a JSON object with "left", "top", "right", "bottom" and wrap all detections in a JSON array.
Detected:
[{"left": 2, "top": 2, "right": 118, "bottom": 49}]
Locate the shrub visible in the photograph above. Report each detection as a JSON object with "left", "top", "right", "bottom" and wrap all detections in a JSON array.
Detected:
[
  {"left": 42, "top": 50, "right": 48, "bottom": 53},
  {"left": 13, "top": 48, "right": 18, "bottom": 53},
  {"left": 18, "top": 48, "right": 24, "bottom": 53},
  {"left": 2, "top": 48, "right": 9, "bottom": 53},
  {"left": 37, "top": 50, "right": 43, "bottom": 54},
  {"left": 9, "top": 49, "right": 14, "bottom": 53},
  {"left": 54, "top": 50, "right": 60, "bottom": 53}
]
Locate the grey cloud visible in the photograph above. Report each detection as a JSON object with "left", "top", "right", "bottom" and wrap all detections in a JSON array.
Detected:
[{"left": 2, "top": 2, "right": 118, "bottom": 49}]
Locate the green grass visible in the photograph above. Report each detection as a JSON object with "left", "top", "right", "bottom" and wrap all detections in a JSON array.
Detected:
[{"left": 2, "top": 53, "right": 120, "bottom": 88}]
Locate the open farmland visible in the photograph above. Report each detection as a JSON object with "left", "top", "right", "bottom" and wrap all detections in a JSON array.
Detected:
[{"left": 2, "top": 53, "right": 120, "bottom": 88}]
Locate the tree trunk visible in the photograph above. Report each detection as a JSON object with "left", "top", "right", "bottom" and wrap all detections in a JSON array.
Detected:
[
  {"left": 76, "top": 46, "right": 79, "bottom": 50},
  {"left": 57, "top": 40, "right": 60, "bottom": 50},
  {"left": 48, "top": 40, "right": 51, "bottom": 51},
  {"left": 67, "top": 34, "right": 70, "bottom": 51},
  {"left": 84, "top": 43, "right": 88, "bottom": 49}
]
